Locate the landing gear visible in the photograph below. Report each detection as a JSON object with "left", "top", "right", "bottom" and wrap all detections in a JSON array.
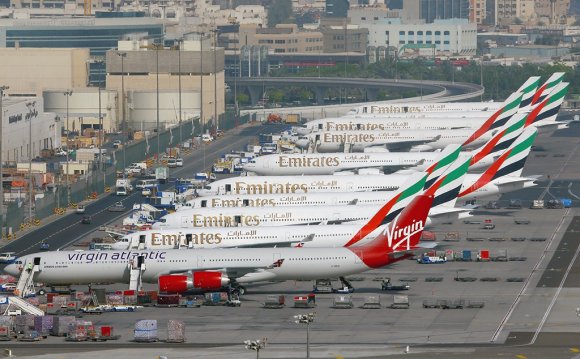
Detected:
[
  {"left": 36, "top": 289, "right": 46, "bottom": 296},
  {"left": 227, "top": 281, "right": 247, "bottom": 298}
]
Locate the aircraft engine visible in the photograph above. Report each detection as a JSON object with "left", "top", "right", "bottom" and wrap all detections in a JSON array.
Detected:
[
  {"left": 410, "top": 145, "right": 434, "bottom": 152},
  {"left": 158, "top": 271, "right": 230, "bottom": 293}
]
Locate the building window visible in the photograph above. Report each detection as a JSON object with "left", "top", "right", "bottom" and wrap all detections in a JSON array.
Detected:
[
  {"left": 444, "top": 31, "right": 450, "bottom": 35},
  {"left": 417, "top": 31, "right": 423, "bottom": 35},
  {"left": 408, "top": 31, "right": 414, "bottom": 35},
  {"left": 399, "top": 31, "right": 404, "bottom": 35},
  {"left": 426, "top": 31, "right": 432, "bottom": 35},
  {"left": 435, "top": 31, "right": 441, "bottom": 36}
]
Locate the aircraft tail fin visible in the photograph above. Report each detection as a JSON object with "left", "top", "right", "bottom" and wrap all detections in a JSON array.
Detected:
[
  {"left": 349, "top": 194, "right": 434, "bottom": 269},
  {"left": 424, "top": 154, "right": 472, "bottom": 208},
  {"left": 423, "top": 144, "right": 461, "bottom": 189},
  {"left": 459, "top": 127, "right": 538, "bottom": 198},
  {"left": 468, "top": 111, "right": 527, "bottom": 166},
  {"left": 462, "top": 92, "right": 522, "bottom": 147},
  {"left": 524, "top": 82, "right": 569, "bottom": 128},
  {"left": 531, "top": 72, "right": 566, "bottom": 106},
  {"left": 344, "top": 172, "right": 427, "bottom": 247},
  {"left": 517, "top": 76, "right": 541, "bottom": 109}
]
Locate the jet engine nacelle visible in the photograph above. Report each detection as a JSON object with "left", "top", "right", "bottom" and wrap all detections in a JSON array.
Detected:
[
  {"left": 158, "top": 271, "right": 230, "bottom": 293},
  {"left": 410, "top": 145, "right": 434, "bottom": 152}
]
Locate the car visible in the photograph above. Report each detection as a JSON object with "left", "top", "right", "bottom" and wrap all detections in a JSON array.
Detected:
[
  {"left": 0, "top": 252, "right": 16, "bottom": 264},
  {"left": 175, "top": 158, "right": 183, "bottom": 167},
  {"left": 39, "top": 242, "right": 50, "bottom": 251},
  {"left": 75, "top": 204, "right": 85, "bottom": 214},
  {"left": 80, "top": 306, "right": 104, "bottom": 314},
  {"left": 1, "top": 283, "right": 16, "bottom": 292},
  {"left": 108, "top": 202, "right": 126, "bottom": 212},
  {"left": 81, "top": 215, "right": 92, "bottom": 224},
  {"left": 55, "top": 148, "right": 67, "bottom": 156},
  {"left": 112, "top": 140, "right": 122, "bottom": 149},
  {"left": 141, "top": 188, "right": 152, "bottom": 197},
  {"left": 167, "top": 158, "right": 177, "bottom": 168}
]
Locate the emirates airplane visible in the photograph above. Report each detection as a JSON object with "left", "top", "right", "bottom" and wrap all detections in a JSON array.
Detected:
[
  {"left": 4, "top": 170, "right": 442, "bottom": 293},
  {"left": 343, "top": 73, "right": 562, "bottom": 118}
]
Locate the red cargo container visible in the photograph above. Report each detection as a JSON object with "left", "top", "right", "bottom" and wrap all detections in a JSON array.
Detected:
[
  {"left": 47, "top": 293, "right": 57, "bottom": 303},
  {"left": 421, "top": 231, "right": 437, "bottom": 241},
  {"left": 480, "top": 250, "right": 490, "bottom": 260},
  {"left": 100, "top": 326, "right": 112, "bottom": 337},
  {"left": 157, "top": 294, "right": 180, "bottom": 307}
]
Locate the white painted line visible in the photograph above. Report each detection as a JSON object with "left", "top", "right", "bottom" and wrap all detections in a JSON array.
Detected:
[{"left": 490, "top": 208, "right": 570, "bottom": 343}]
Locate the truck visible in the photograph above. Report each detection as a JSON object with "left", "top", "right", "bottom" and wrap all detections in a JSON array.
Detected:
[
  {"left": 115, "top": 179, "right": 133, "bottom": 196},
  {"left": 155, "top": 166, "right": 169, "bottom": 184}
]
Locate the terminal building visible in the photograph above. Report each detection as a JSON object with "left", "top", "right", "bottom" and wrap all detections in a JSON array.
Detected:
[{"left": 1, "top": 97, "right": 61, "bottom": 163}]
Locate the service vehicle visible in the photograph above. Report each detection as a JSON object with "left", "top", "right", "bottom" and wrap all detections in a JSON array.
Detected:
[
  {"left": 115, "top": 179, "right": 133, "bottom": 196},
  {"left": 381, "top": 278, "right": 410, "bottom": 291},
  {"left": 155, "top": 167, "right": 169, "bottom": 184},
  {"left": 0, "top": 253, "right": 16, "bottom": 264},
  {"left": 0, "top": 283, "right": 16, "bottom": 292},
  {"left": 417, "top": 255, "right": 447, "bottom": 264}
]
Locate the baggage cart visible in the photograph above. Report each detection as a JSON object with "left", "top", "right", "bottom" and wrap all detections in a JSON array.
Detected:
[
  {"left": 361, "top": 296, "right": 381, "bottom": 309},
  {"left": 332, "top": 294, "right": 353, "bottom": 309},
  {"left": 263, "top": 295, "right": 285, "bottom": 309},
  {"left": 294, "top": 294, "right": 316, "bottom": 308},
  {"left": 390, "top": 295, "right": 409, "bottom": 309}
]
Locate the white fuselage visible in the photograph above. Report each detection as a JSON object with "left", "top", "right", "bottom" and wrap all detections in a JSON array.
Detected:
[
  {"left": 295, "top": 129, "right": 488, "bottom": 152},
  {"left": 293, "top": 113, "right": 496, "bottom": 135},
  {"left": 347, "top": 102, "right": 503, "bottom": 116},
  {"left": 241, "top": 151, "right": 491, "bottom": 176},
  {"left": 6, "top": 248, "right": 370, "bottom": 285},
  {"left": 112, "top": 224, "right": 383, "bottom": 250}
]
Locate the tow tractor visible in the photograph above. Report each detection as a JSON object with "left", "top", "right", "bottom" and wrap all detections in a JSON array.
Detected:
[
  {"left": 417, "top": 255, "right": 447, "bottom": 264},
  {"left": 381, "top": 278, "right": 410, "bottom": 291}
]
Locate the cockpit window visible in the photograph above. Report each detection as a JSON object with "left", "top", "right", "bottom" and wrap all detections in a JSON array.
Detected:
[{"left": 204, "top": 185, "right": 212, "bottom": 190}]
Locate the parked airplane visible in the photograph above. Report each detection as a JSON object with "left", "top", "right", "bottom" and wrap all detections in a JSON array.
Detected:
[
  {"left": 292, "top": 128, "right": 490, "bottom": 152},
  {"left": 4, "top": 170, "right": 441, "bottom": 293},
  {"left": 110, "top": 222, "right": 391, "bottom": 250},
  {"left": 293, "top": 91, "right": 523, "bottom": 136},
  {"left": 343, "top": 76, "right": 542, "bottom": 116}
]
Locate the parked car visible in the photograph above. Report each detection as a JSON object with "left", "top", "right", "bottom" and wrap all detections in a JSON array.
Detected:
[
  {"left": 0, "top": 252, "right": 16, "bottom": 264},
  {"left": 1, "top": 283, "right": 16, "bottom": 292},
  {"left": 81, "top": 216, "right": 92, "bottom": 224},
  {"left": 75, "top": 204, "right": 85, "bottom": 214}
]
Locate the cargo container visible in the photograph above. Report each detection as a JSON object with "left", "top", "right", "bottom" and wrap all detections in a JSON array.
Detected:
[
  {"left": 462, "top": 250, "right": 472, "bottom": 261},
  {"left": 294, "top": 294, "right": 316, "bottom": 308},
  {"left": 156, "top": 294, "right": 180, "bottom": 307},
  {"left": 52, "top": 316, "right": 75, "bottom": 336},
  {"left": 134, "top": 320, "right": 158, "bottom": 342},
  {"left": 390, "top": 295, "right": 409, "bottom": 309},
  {"left": 166, "top": 320, "right": 185, "bottom": 343},
  {"left": 478, "top": 250, "right": 490, "bottom": 261},
  {"left": 361, "top": 296, "right": 381, "bottom": 309}
]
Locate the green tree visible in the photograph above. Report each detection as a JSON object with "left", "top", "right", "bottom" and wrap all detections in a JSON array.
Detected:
[
  {"left": 267, "top": 0, "right": 292, "bottom": 27},
  {"left": 237, "top": 92, "right": 250, "bottom": 105}
]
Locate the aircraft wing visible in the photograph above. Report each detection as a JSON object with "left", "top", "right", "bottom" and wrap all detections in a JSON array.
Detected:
[
  {"left": 387, "top": 242, "right": 439, "bottom": 257},
  {"left": 384, "top": 135, "right": 441, "bottom": 152},
  {"left": 495, "top": 176, "right": 539, "bottom": 188}
]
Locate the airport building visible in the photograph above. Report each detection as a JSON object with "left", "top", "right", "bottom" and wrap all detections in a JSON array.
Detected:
[
  {"left": 349, "top": 15, "right": 477, "bottom": 55},
  {"left": 105, "top": 34, "right": 220, "bottom": 129},
  {"left": 0, "top": 17, "right": 166, "bottom": 84},
  {"left": 1, "top": 97, "right": 61, "bottom": 163}
]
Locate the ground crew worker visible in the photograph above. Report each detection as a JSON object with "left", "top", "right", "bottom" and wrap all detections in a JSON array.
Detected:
[{"left": 26, "top": 262, "right": 33, "bottom": 272}]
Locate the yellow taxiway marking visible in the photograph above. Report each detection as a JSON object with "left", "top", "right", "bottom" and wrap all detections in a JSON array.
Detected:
[
  {"left": 515, "top": 355, "right": 527, "bottom": 359},
  {"left": 570, "top": 347, "right": 580, "bottom": 353}
]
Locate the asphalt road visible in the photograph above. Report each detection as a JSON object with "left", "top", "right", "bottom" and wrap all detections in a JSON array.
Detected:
[{"left": 0, "top": 123, "right": 275, "bottom": 259}]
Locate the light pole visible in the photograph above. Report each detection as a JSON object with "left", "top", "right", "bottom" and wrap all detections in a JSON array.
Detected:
[
  {"left": 63, "top": 90, "right": 73, "bottom": 206},
  {"left": 243, "top": 338, "right": 267, "bottom": 359},
  {"left": 212, "top": 28, "right": 218, "bottom": 132},
  {"left": 26, "top": 100, "right": 36, "bottom": 222},
  {"left": 176, "top": 38, "right": 183, "bottom": 145},
  {"left": 154, "top": 42, "right": 162, "bottom": 161},
  {"left": 116, "top": 51, "right": 127, "bottom": 174},
  {"left": 200, "top": 32, "right": 206, "bottom": 171},
  {"left": 0, "top": 85, "right": 8, "bottom": 237},
  {"left": 294, "top": 312, "right": 315, "bottom": 359}
]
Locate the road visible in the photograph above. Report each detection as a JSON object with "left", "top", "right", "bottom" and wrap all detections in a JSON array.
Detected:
[{"left": 0, "top": 123, "right": 277, "bottom": 259}]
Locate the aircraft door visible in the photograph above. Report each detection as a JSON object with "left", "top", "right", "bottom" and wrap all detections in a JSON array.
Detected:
[
  {"left": 201, "top": 200, "right": 207, "bottom": 208},
  {"left": 234, "top": 215, "right": 242, "bottom": 226},
  {"left": 225, "top": 184, "right": 232, "bottom": 194},
  {"left": 318, "top": 123, "right": 323, "bottom": 130},
  {"left": 186, "top": 234, "right": 193, "bottom": 248},
  {"left": 243, "top": 200, "right": 249, "bottom": 207},
  {"left": 347, "top": 182, "right": 354, "bottom": 191}
]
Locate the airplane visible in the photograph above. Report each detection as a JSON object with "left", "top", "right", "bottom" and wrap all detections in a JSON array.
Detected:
[
  {"left": 343, "top": 74, "right": 558, "bottom": 117},
  {"left": 5, "top": 164, "right": 447, "bottom": 294},
  {"left": 292, "top": 128, "right": 490, "bottom": 152},
  {"left": 292, "top": 91, "right": 523, "bottom": 136},
  {"left": 110, "top": 222, "right": 391, "bottom": 250},
  {"left": 240, "top": 144, "right": 492, "bottom": 176}
]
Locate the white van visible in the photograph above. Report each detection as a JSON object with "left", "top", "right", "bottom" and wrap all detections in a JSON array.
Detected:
[{"left": 136, "top": 179, "right": 158, "bottom": 190}]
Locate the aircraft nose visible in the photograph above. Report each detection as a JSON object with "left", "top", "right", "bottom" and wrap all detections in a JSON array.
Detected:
[
  {"left": 295, "top": 140, "right": 309, "bottom": 149},
  {"left": 3, "top": 263, "right": 18, "bottom": 277}
]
